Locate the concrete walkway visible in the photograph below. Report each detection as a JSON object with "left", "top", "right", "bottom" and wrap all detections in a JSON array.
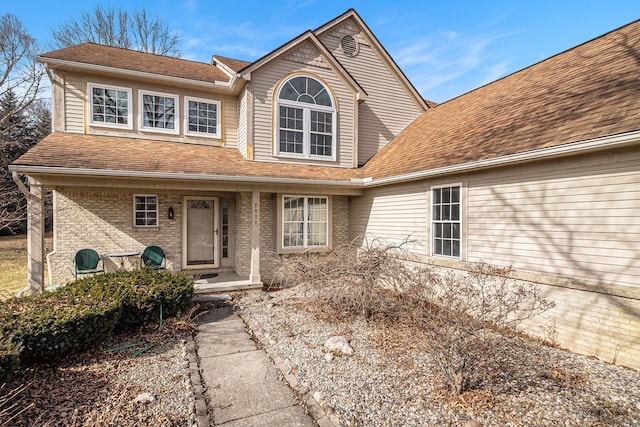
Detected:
[{"left": 195, "top": 306, "right": 315, "bottom": 426}]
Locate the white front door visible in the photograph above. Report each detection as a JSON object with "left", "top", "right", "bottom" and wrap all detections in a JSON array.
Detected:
[{"left": 183, "top": 197, "right": 219, "bottom": 268}]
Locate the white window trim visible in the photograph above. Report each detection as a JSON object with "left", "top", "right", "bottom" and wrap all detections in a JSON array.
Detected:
[
  {"left": 133, "top": 194, "right": 159, "bottom": 228},
  {"left": 430, "top": 183, "right": 463, "bottom": 259},
  {"left": 184, "top": 96, "right": 221, "bottom": 139},
  {"left": 138, "top": 89, "right": 179, "bottom": 135},
  {"left": 87, "top": 82, "right": 133, "bottom": 130},
  {"left": 274, "top": 76, "right": 337, "bottom": 162},
  {"left": 281, "top": 195, "right": 330, "bottom": 249}
]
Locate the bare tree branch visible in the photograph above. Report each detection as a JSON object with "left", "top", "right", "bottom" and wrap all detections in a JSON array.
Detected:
[{"left": 51, "top": 5, "right": 181, "bottom": 57}]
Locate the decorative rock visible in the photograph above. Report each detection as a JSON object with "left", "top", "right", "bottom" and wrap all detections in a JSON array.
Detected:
[
  {"left": 133, "top": 392, "right": 156, "bottom": 403},
  {"left": 463, "top": 421, "right": 482, "bottom": 427},
  {"left": 325, "top": 352, "right": 334, "bottom": 362},
  {"left": 313, "top": 391, "right": 324, "bottom": 402},
  {"left": 269, "top": 338, "right": 277, "bottom": 345},
  {"left": 324, "top": 335, "right": 354, "bottom": 356}
]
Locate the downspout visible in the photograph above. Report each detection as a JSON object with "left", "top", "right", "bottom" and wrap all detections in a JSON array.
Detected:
[{"left": 12, "top": 172, "right": 45, "bottom": 297}]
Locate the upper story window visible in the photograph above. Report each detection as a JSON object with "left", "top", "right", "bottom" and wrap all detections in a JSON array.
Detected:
[
  {"left": 185, "top": 96, "right": 220, "bottom": 138},
  {"left": 88, "top": 83, "right": 132, "bottom": 129},
  {"left": 276, "top": 75, "right": 336, "bottom": 161},
  {"left": 139, "top": 90, "right": 179, "bottom": 134}
]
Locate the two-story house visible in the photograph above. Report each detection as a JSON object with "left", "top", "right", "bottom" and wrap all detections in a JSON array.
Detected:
[{"left": 10, "top": 10, "right": 640, "bottom": 370}]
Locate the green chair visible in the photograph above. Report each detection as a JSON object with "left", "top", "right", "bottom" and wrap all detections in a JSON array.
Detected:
[
  {"left": 74, "top": 249, "right": 104, "bottom": 280},
  {"left": 140, "top": 246, "right": 166, "bottom": 270}
]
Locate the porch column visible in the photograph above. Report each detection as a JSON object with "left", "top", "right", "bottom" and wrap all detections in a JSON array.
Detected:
[
  {"left": 27, "top": 179, "right": 45, "bottom": 293},
  {"left": 249, "top": 190, "right": 261, "bottom": 283}
]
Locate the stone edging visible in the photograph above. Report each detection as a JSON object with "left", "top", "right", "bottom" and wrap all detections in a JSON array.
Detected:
[
  {"left": 239, "top": 311, "right": 342, "bottom": 427},
  {"left": 185, "top": 335, "right": 211, "bottom": 427}
]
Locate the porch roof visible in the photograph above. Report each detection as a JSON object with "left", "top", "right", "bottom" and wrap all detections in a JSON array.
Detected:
[{"left": 11, "top": 133, "right": 363, "bottom": 184}]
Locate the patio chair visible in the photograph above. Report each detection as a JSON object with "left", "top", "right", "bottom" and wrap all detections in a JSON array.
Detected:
[
  {"left": 74, "top": 249, "right": 104, "bottom": 280},
  {"left": 140, "top": 246, "right": 166, "bottom": 270}
]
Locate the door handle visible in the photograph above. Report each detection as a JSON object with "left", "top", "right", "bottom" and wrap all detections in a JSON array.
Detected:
[{"left": 215, "top": 228, "right": 219, "bottom": 236}]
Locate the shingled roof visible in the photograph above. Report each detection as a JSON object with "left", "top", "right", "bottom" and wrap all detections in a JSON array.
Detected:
[
  {"left": 39, "top": 43, "right": 234, "bottom": 84},
  {"left": 363, "top": 19, "right": 640, "bottom": 180},
  {"left": 13, "top": 133, "right": 363, "bottom": 183}
]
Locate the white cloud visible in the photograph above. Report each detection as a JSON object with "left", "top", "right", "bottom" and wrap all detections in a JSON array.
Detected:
[{"left": 393, "top": 29, "right": 516, "bottom": 102}]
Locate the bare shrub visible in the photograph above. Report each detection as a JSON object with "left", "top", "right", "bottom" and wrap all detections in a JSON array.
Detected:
[
  {"left": 405, "top": 263, "right": 555, "bottom": 396},
  {"left": 273, "top": 236, "right": 555, "bottom": 398},
  {"left": 0, "top": 383, "right": 35, "bottom": 426},
  {"left": 272, "top": 236, "right": 415, "bottom": 320}
]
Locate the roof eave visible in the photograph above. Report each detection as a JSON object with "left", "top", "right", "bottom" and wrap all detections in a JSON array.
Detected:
[
  {"left": 8, "top": 164, "right": 366, "bottom": 187},
  {"left": 364, "top": 130, "right": 640, "bottom": 187},
  {"left": 37, "top": 56, "right": 241, "bottom": 92}
]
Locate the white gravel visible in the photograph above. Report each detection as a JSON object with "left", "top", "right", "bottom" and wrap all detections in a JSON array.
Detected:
[{"left": 238, "top": 288, "right": 640, "bottom": 427}]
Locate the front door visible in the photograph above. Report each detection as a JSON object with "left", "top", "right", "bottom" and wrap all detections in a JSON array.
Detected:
[{"left": 184, "top": 197, "right": 219, "bottom": 268}]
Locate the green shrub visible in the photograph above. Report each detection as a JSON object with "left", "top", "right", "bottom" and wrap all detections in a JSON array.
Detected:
[
  {"left": 0, "top": 270, "right": 193, "bottom": 382},
  {"left": 0, "top": 336, "right": 22, "bottom": 384}
]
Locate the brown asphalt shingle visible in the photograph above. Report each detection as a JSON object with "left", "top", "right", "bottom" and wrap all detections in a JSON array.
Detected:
[
  {"left": 13, "top": 133, "right": 363, "bottom": 182},
  {"left": 363, "top": 19, "right": 640, "bottom": 180},
  {"left": 213, "top": 55, "right": 252, "bottom": 72},
  {"left": 40, "top": 43, "right": 232, "bottom": 84}
]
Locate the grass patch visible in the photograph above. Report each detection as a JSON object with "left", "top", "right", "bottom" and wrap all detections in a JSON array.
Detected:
[{"left": 0, "top": 234, "right": 52, "bottom": 300}]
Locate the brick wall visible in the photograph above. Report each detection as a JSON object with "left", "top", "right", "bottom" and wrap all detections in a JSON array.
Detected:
[
  {"left": 50, "top": 189, "right": 182, "bottom": 285},
  {"left": 234, "top": 192, "right": 252, "bottom": 277}
]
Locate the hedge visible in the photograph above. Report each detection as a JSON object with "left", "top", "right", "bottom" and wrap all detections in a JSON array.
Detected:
[{"left": 0, "top": 269, "right": 193, "bottom": 384}]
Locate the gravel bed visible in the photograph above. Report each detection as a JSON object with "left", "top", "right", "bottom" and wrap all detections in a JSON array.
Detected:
[
  {"left": 239, "top": 288, "right": 640, "bottom": 427},
  {"left": 3, "top": 320, "right": 196, "bottom": 426}
]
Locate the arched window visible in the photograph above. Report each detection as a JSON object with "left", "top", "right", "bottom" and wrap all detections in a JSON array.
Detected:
[{"left": 276, "top": 75, "right": 336, "bottom": 160}]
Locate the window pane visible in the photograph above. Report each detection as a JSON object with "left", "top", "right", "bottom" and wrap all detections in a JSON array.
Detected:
[
  {"left": 451, "top": 204, "right": 460, "bottom": 221},
  {"left": 433, "top": 188, "right": 441, "bottom": 204},
  {"left": 442, "top": 187, "right": 450, "bottom": 203},
  {"left": 452, "top": 240, "right": 461, "bottom": 257},
  {"left": 451, "top": 186, "right": 460, "bottom": 203},
  {"left": 443, "top": 240, "right": 452, "bottom": 256},
  {"left": 188, "top": 100, "right": 217, "bottom": 134},
  {"left": 142, "top": 94, "right": 175, "bottom": 130}
]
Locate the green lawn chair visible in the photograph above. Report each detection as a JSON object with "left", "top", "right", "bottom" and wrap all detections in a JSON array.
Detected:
[
  {"left": 140, "top": 246, "right": 166, "bottom": 270},
  {"left": 74, "top": 249, "right": 104, "bottom": 280}
]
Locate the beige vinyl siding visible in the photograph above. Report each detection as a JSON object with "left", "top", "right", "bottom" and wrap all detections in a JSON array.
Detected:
[
  {"left": 250, "top": 42, "right": 356, "bottom": 168},
  {"left": 63, "top": 74, "right": 85, "bottom": 133},
  {"left": 55, "top": 71, "right": 238, "bottom": 146},
  {"left": 238, "top": 87, "right": 248, "bottom": 158},
  {"left": 317, "top": 18, "right": 424, "bottom": 165},
  {"left": 466, "top": 154, "right": 640, "bottom": 287},
  {"left": 350, "top": 180, "right": 428, "bottom": 254}
]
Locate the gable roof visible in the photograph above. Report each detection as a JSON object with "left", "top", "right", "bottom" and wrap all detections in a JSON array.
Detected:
[
  {"left": 12, "top": 133, "right": 363, "bottom": 184},
  {"left": 313, "top": 9, "right": 428, "bottom": 111},
  {"left": 39, "top": 43, "right": 232, "bottom": 84},
  {"left": 239, "top": 30, "right": 367, "bottom": 101},
  {"left": 363, "top": 19, "right": 640, "bottom": 181},
  {"left": 212, "top": 55, "right": 252, "bottom": 73}
]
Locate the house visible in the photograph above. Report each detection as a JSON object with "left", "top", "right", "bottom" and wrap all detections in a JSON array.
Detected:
[{"left": 10, "top": 10, "right": 640, "bottom": 369}]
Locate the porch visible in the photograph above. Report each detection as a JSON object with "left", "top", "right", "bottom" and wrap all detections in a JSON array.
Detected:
[{"left": 192, "top": 270, "right": 263, "bottom": 294}]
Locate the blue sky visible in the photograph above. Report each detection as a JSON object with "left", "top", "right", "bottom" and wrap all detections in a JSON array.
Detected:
[{"left": 4, "top": 1, "right": 640, "bottom": 103}]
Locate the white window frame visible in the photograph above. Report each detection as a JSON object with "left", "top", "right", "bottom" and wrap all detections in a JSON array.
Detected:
[
  {"left": 281, "top": 195, "right": 329, "bottom": 249},
  {"left": 430, "top": 183, "right": 462, "bottom": 259},
  {"left": 138, "top": 90, "right": 179, "bottom": 134},
  {"left": 133, "top": 194, "right": 159, "bottom": 228},
  {"left": 275, "top": 75, "right": 337, "bottom": 162},
  {"left": 87, "top": 82, "right": 133, "bottom": 129},
  {"left": 184, "top": 96, "right": 221, "bottom": 139}
]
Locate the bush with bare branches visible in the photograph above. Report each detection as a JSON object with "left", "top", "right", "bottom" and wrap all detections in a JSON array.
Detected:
[
  {"left": 272, "top": 237, "right": 554, "bottom": 396},
  {"left": 272, "top": 236, "right": 415, "bottom": 319},
  {"left": 405, "top": 263, "right": 555, "bottom": 395}
]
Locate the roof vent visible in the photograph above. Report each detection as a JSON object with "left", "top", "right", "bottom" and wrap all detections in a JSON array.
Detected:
[{"left": 340, "top": 35, "right": 359, "bottom": 57}]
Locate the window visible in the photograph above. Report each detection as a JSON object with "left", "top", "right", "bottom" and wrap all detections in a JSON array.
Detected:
[
  {"left": 139, "top": 90, "right": 178, "bottom": 134},
  {"left": 431, "top": 185, "right": 461, "bottom": 258},
  {"left": 276, "top": 75, "right": 336, "bottom": 160},
  {"left": 221, "top": 201, "right": 229, "bottom": 258},
  {"left": 282, "top": 196, "right": 328, "bottom": 248},
  {"left": 134, "top": 195, "right": 158, "bottom": 227},
  {"left": 185, "top": 97, "right": 220, "bottom": 138},
  {"left": 88, "top": 83, "right": 132, "bottom": 129}
]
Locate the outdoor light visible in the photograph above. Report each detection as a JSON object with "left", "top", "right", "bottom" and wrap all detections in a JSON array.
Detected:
[{"left": 168, "top": 206, "right": 174, "bottom": 220}]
